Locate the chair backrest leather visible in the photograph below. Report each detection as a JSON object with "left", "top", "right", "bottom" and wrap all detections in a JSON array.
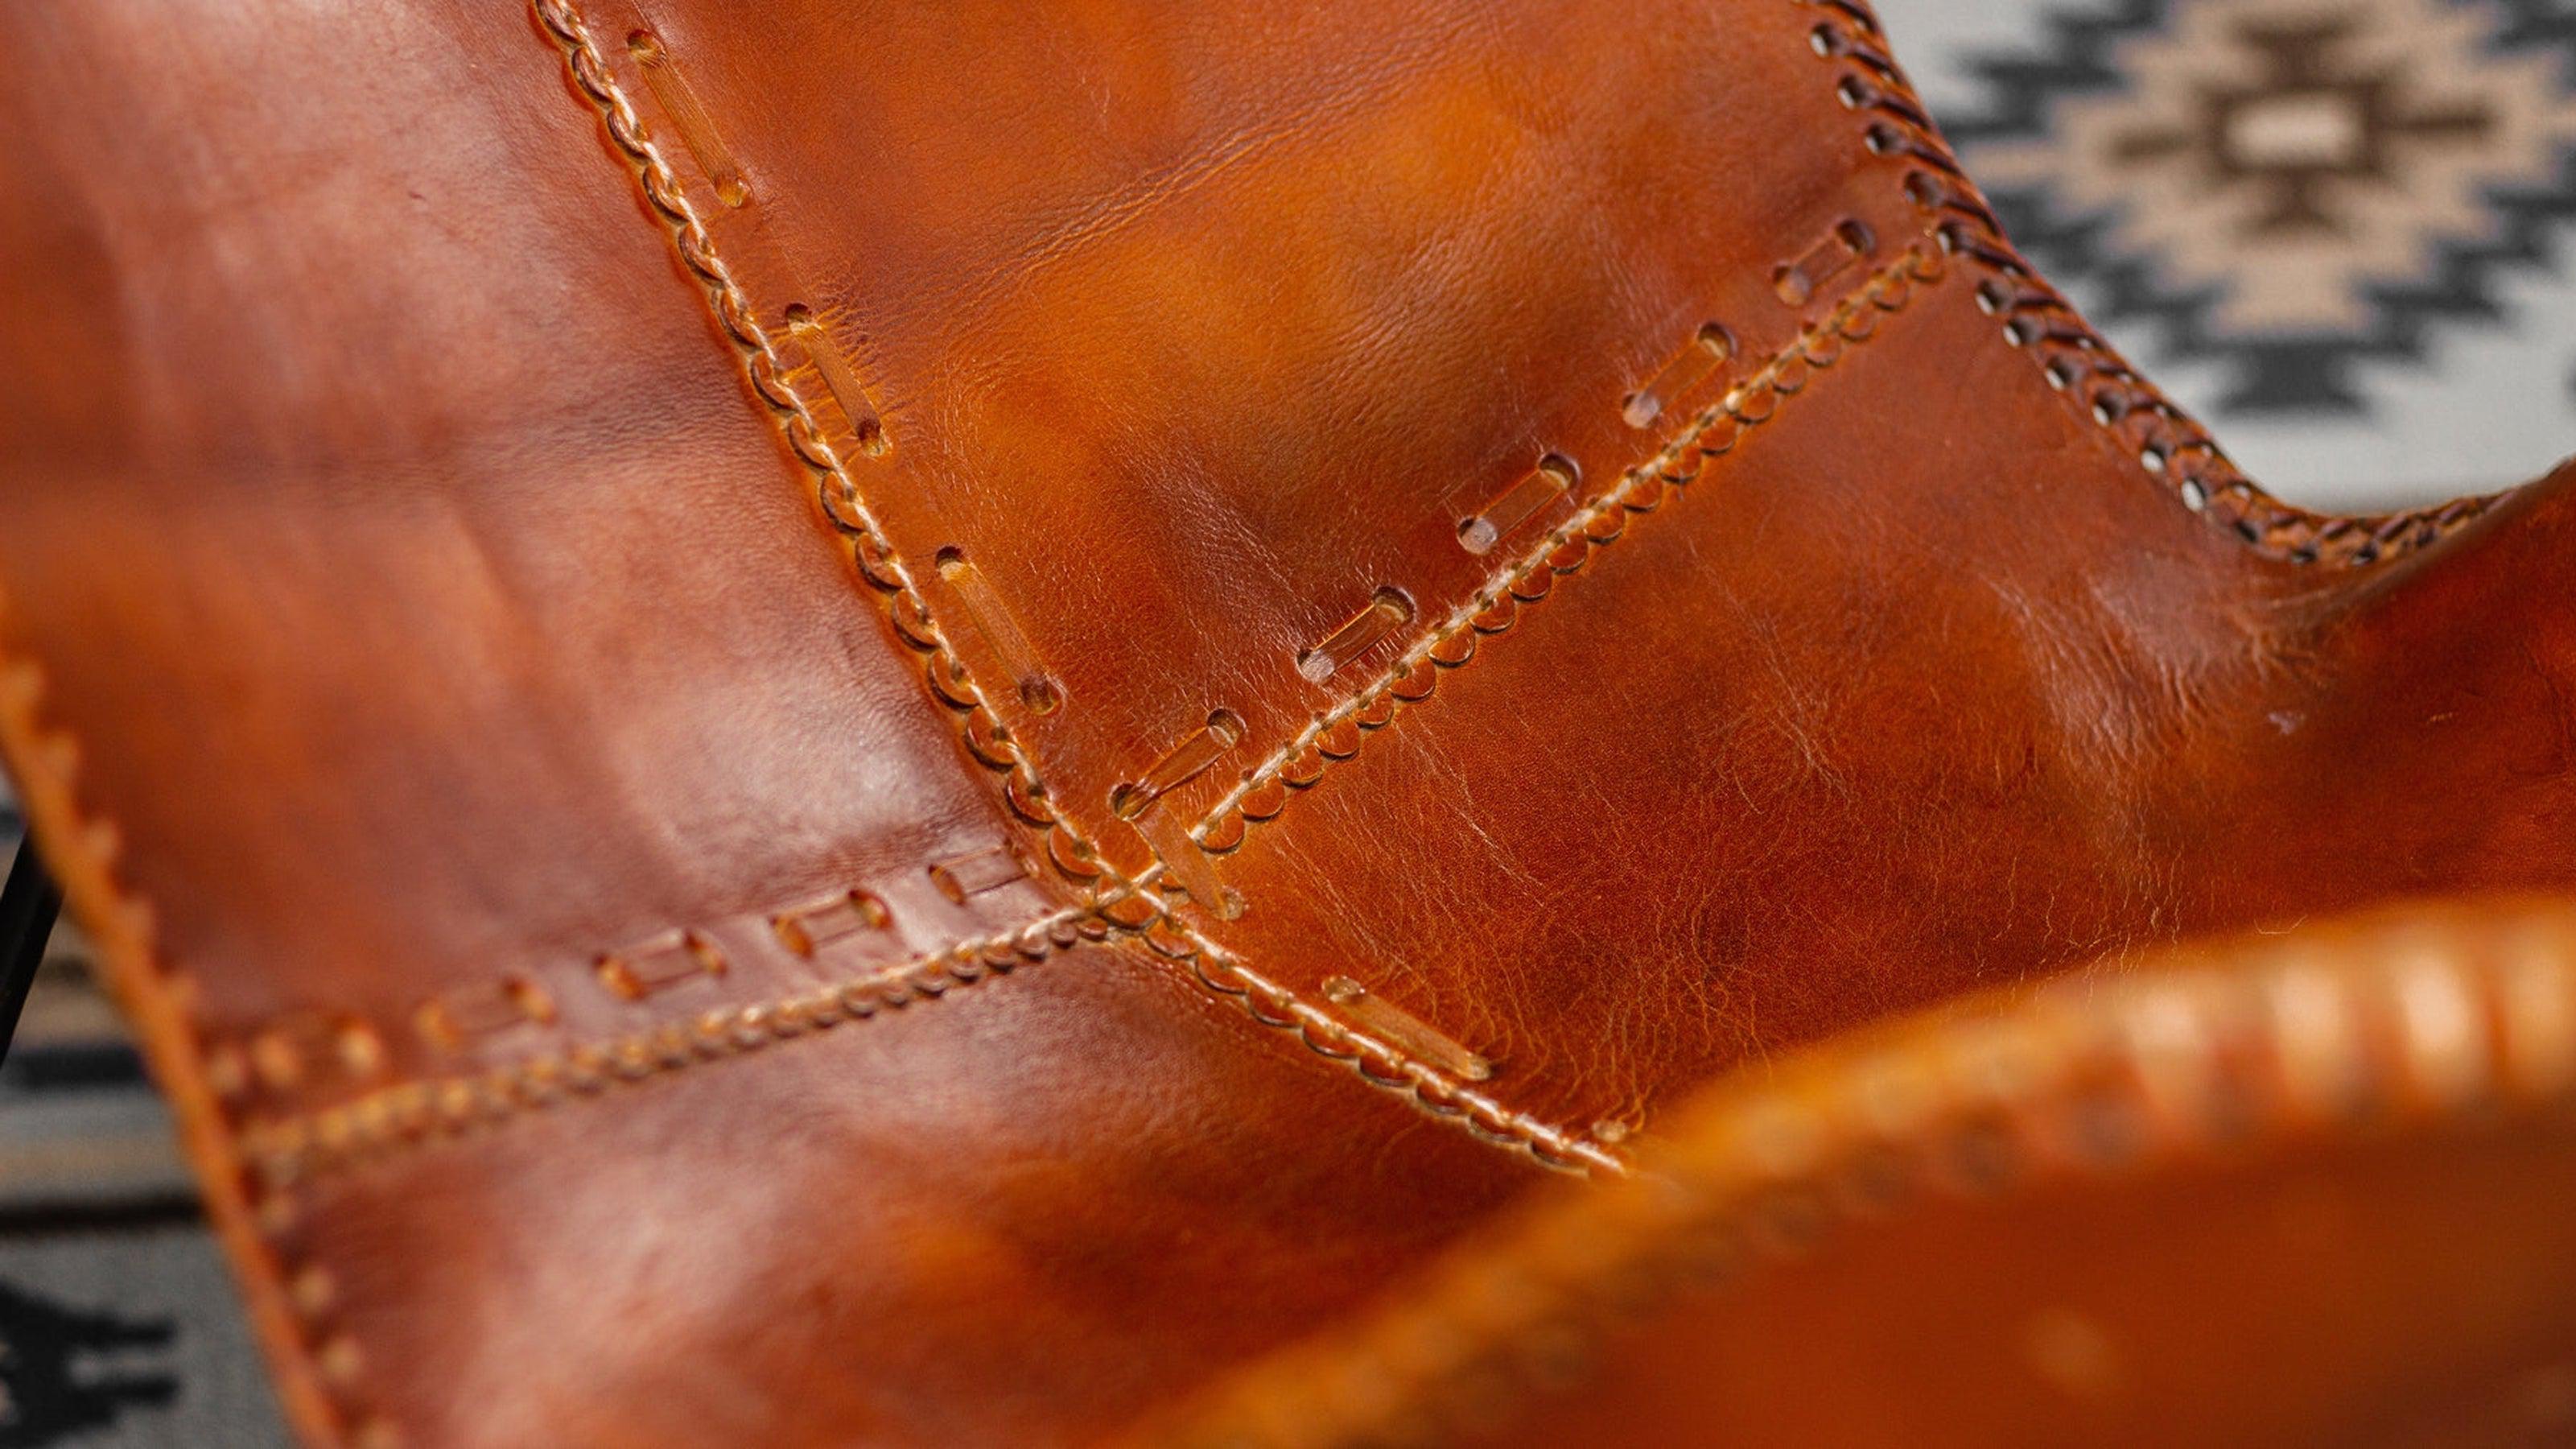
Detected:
[{"left": 2, "top": 1, "right": 2572, "bottom": 1443}]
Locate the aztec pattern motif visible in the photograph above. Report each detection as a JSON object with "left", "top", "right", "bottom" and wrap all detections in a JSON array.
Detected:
[{"left": 1885, "top": 0, "right": 2576, "bottom": 509}]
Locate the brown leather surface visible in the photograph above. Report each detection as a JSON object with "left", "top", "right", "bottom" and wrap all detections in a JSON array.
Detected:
[
  {"left": 1157, "top": 901, "right": 2576, "bottom": 1447},
  {"left": 0, "top": 0, "right": 2570, "bottom": 1443}
]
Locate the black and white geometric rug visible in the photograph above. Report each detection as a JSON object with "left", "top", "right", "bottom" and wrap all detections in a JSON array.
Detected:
[{"left": 1882, "top": 0, "right": 2576, "bottom": 511}]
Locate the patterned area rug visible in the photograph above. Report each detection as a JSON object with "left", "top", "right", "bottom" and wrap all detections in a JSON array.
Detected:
[
  {"left": 1880, "top": 0, "right": 2576, "bottom": 511},
  {"left": 10, "top": 5, "right": 2576, "bottom": 1443}
]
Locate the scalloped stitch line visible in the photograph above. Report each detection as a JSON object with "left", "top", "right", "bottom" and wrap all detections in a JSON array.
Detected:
[
  {"left": 241, "top": 875, "right": 1624, "bottom": 1184},
  {"left": 1191, "top": 243, "right": 1947, "bottom": 863},
  {"left": 239, "top": 898, "right": 1111, "bottom": 1185},
  {"left": 531, "top": 0, "right": 1123, "bottom": 902},
  {"left": 206, "top": 872, "right": 1077, "bottom": 1113},
  {"left": 1803, "top": 0, "right": 2504, "bottom": 569},
  {"left": 1146, "top": 915, "right": 1630, "bottom": 1176}
]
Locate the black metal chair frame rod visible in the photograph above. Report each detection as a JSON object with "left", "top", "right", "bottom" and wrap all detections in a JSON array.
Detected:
[{"left": 0, "top": 832, "right": 63, "bottom": 1065}]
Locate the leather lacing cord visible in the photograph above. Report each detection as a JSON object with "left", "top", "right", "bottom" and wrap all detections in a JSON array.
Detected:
[
  {"left": 231, "top": 854, "right": 1626, "bottom": 1182},
  {"left": 233, "top": 857, "right": 1629, "bottom": 1185},
  {"left": 1800, "top": 0, "right": 2508, "bottom": 570},
  {"left": 237, "top": 899, "right": 1129, "bottom": 1185},
  {"left": 1136, "top": 908, "right": 1629, "bottom": 1174},
  {"left": 1146, "top": 901, "right": 2576, "bottom": 1448},
  {"left": 1188, "top": 246, "right": 1952, "bottom": 882},
  {"left": 527, "top": 0, "right": 1127, "bottom": 904}
]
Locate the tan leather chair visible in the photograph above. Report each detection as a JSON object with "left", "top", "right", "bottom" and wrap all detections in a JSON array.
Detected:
[{"left": 2, "top": 1, "right": 2572, "bottom": 1443}]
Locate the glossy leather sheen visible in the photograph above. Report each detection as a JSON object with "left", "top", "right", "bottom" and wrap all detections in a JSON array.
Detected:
[
  {"left": 1158, "top": 901, "right": 2576, "bottom": 1447},
  {"left": 0, "top": 0, "right": 2570, "bottom": 1444}
]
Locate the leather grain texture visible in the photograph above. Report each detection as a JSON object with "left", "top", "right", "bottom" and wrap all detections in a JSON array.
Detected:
[
  {"left": 1157, "top": 900, "right": 2576, "bottom": 1447},
  {"left": 0, "top": 0, "right": 2570, "bottom": 1444}
]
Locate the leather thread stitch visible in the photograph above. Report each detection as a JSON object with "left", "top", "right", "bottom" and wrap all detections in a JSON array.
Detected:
[
  {"left": 239, "top": 899, "right": 1119, "bottom": 1185},
  {"left": 0, "top": 637, "right": 387, "bottom": 1445},
  {"left": 203, "top": 875, "right": 948, "bottom": 1115},
  {"left": 1190, "top": 245, "right": 1948, "bottom": 865},
  {"left": 531, "top": 0, "right": 1117, "bottom": 897},
  {"left": 1135, "top": 914, "right": 1629, "bottom": 1176},
  {"left": 1802, "top": 0, "right": 2505, "bottom": 570},
  {"left": 1156, "top": 904, "right": 2576, "bottom": 1447},
  {"left": 240, "top": 881, "right": 1623, "bottom": 1183},
  {"left": 532, "top": 0, "right": 1614, "bottom": 1183}
]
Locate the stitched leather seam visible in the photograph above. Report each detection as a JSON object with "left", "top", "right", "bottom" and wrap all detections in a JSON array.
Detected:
[
  {"left": 239, "top": 900, "right": 1118, "bottom": 1183},
  {"left": 1804, "top": 0, "right": 2504, "bottom": 569},
  {"left": 533, "top": 0, "right": 1618, "bottom": 1181},
  {"left": 211, "top": 862, "right": 1614, "bottom": 1183},
  {"left": 1132, "top": 912, "right": 1629, "bottom": 1176},
  {"left": 1192, "top": 245, "right": 1948, "bottom": 865},
  {"left": 207, "top": 866, "right": 990, "bottom": 1115},
  {"left": 239, "top": 884, "right": 1622, "bottom": 1183},
  {"left": 0, "top": 628, "right": 378, "bottom": 1444},
  {"left": 1157, "top": 903, "right": 2576, "bottom": 1445},
  {"left": 531, "top": 0, "right": 1117, "bottom": 900}
]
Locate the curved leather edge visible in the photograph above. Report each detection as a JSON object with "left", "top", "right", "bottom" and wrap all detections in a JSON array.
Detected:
[{"left": 1144, "top": 894, "right": 2576, "bottom": 1447}]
